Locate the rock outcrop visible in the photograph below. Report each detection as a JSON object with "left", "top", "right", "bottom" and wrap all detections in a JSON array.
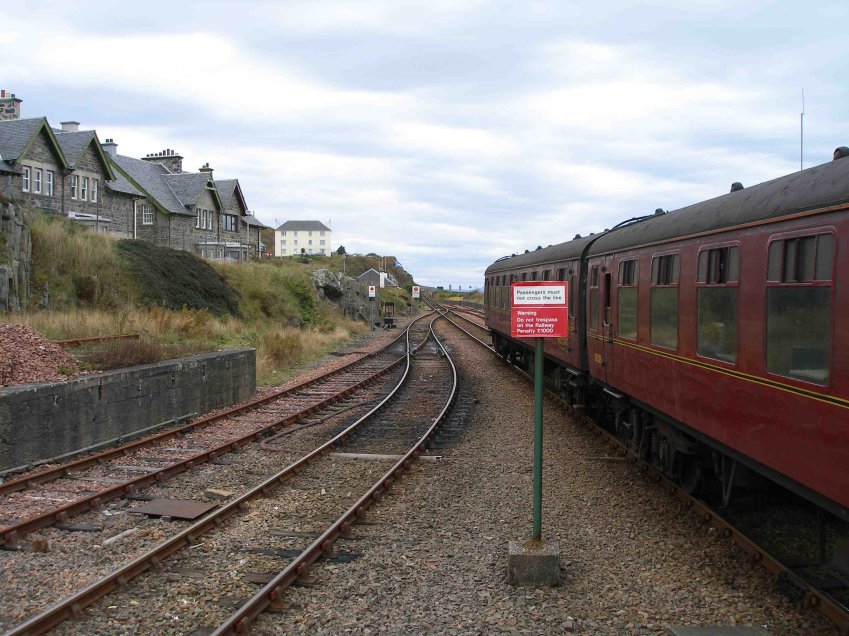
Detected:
[{"left": 0, "top": 197, "right": 31, "bottom": 312}]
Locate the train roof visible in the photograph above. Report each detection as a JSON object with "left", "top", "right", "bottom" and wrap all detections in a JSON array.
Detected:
[
  {"left": 485, "top": 235, "right": 594, "bottom": 275},
  {"left": 485, "top": 153, "right": 849, "bottom": 275}
]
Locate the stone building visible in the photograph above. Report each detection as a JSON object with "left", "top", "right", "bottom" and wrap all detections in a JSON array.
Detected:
[{"left": 0, "top": 90, "right": 265, "bottom": 259}]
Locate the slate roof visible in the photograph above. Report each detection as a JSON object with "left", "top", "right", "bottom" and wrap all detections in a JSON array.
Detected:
[
  {"left": 109, "top": 154, "right": 190, "bottom": 216},
  {"left": 243, "top": 214, "right": 268, "bottom": 229},
  {"left": 276, "top": 220, "right": 331, "bottom": 232},
  {"left": 54, "top": 129, "right": 116, "bottom": 180},
  {"left": 216, "top": 179, "right": 243, "bottom": 211},
  {"left": 163, "top": 172, "right": 214, "bottom": 207},
  {"left": 104, "top": 167, "right": 143, "bottom": 196},
  {"left": 0, "top": 117, "right": 67, "bottom": 165},
  {"left": 54, "top": 130, "right": 95, "bottom": 168}
]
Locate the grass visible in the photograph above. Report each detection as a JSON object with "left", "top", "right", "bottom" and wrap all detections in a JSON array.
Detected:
[
  {"left": 10, "top": 211, "right": 395, "bottom": 384},
  {"left": 28, "top": 212, "right": 136, "bottom": 309}
]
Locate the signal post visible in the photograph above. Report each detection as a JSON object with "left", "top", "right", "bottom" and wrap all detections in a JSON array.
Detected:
[{"left": 506, "top": 281, "right": 567, "bottom": 587}]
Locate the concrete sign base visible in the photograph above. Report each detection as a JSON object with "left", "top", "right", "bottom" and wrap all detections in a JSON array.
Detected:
[{"left": 507, "top": 539, "right": 561, "bottom": 587}]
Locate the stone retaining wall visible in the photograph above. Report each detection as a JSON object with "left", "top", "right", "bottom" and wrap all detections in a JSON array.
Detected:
[{"left": 0, "top": 348, "right": 255, "bottom": 471}]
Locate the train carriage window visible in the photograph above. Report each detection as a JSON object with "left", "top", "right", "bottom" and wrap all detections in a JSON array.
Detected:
[
  {"left": 603, "top": 273, "right": 612, "bottom": 325},
  {"left": 766, "top": 233, "right": 833, "bottom": 384},
  {"left": 697, "top": 246, "right": 739, "bottom": 363},
  {"left": 569, "top": 270, "right": 578, "bottom": 324},
  {"left": 542, "top": 269, "right": 551, "bottom": 281},
  {"left": 589, "top": 266, "right": 600, "bottom": 331},
  {"left": 557, "top": 268, "right": 566, "bottom": 281},
  {"left": 651, "top": 254, "right": 679, "bottom": 349},
  {"left": 531, "top": 271, "right": 538, "bottom": 281},
  {"left": 617, "top": 259, "right": 639, "bottom": 340},
  {"left": 521, "top": 273, "right": 527, "bottom": 282}
]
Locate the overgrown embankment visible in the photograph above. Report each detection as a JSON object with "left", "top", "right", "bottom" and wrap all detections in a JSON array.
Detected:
[{"left": 9, "top": 212, "right": 370, "bottom": 384}]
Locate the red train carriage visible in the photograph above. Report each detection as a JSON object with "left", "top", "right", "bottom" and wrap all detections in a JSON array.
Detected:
[{"left": 485, "top": 148, "right": 849, "bottom": 522}]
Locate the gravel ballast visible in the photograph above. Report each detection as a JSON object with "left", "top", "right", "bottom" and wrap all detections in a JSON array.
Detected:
[{"left": 256, "top": 320, "right": 838, "bottom": 635}]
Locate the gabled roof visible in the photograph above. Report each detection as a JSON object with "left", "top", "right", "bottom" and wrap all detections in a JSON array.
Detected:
[
  {"left": 0, "top": 117, "right": 68, "bottom": 168},
  {"left": 216, "top": 179, "right": 248, "bottom": 213},
  {"left": 108, "top": 154, "right": 190, "bottom": 216},
  {"left": 164, "top": 172, "right": 222, "bottom": 210},
  {"left": 54, "top": 130, "right": 116, "bottom": 180},
  {"left": 276, "top": 220, "right": 331, "bottom": 232}
]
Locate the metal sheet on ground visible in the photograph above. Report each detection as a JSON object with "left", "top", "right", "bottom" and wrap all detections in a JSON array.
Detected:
[{"left": 130, "top": 498, "right": 217, "bottom": 519}]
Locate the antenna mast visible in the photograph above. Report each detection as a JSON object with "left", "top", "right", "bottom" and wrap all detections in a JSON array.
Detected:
[{"left": 800, "top": 89, "right": 805, "bottom": 171}]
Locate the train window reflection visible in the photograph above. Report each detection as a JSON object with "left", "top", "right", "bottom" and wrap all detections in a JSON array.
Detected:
[{"left": 767, "top": 287, "right": 831, "bottom": 384}]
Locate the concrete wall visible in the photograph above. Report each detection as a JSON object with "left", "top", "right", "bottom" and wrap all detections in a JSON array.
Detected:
[{"left": 0, "top": 348, "right": 256, "bottom": 471}]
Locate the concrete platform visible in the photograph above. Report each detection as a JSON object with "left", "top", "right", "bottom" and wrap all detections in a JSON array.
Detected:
[
  {"left": 507, "top": 539, "right": 560, "bottom": 587},
  {"left": 667, "top": 627, "right": 772, "bottom": 636}
]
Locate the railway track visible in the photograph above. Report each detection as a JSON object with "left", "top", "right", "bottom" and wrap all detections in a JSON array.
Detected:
[
  {"left": 1, "top": 314, "right": 459, "bottom": 635},
  {"left": 438, "top": 309, "right": 849, "bottom": 635},
  {"left": 0, "top": 315, "right": 433, "bottom": 549}
]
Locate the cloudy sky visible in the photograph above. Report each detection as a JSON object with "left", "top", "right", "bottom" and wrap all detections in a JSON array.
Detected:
[{"left": 2, "top": 1, "right": 846, "bottom": 288}]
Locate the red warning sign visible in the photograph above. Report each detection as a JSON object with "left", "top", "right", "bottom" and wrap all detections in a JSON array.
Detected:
[{"left": 511, "top": 282, "right": 568, "bottom": 339}]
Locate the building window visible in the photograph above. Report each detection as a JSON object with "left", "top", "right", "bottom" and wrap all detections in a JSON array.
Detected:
[
  {"left": 308, "top": 239, "right": 313, "bottom": 245},
  {"left": 320, "top": 240, "right": 325, "bottom": 246},
  {"left": 650, "top": 253, "right": 679, "bottom": 349},
  {"left": 45, "top": 170, "right": 54, "bottom": 196},
  {"left": 223, "top": 214, "right": 237, "bottom": 232},
  {"left": 196, "top": 208, "right": 202, "bottom": 228},
  {"left": 22, "top": 167, "right": 30, "bottom": 192},
  {"left": 91, "top": 179, "right": 98, "bottom": 203},
  {"left": 141, "top": 204, "right": 154, "bottom": 225},
  {"left": 294, "top": 240, "right": 298, "bottom": 245},
  {"left": 81, "top": 177, "right": 88, "bottom": 201},
  {"left": 70, "top": 175, "right": 78, "bottom": 199},
  {"left": 697, "top": 246, "right": 739, "bottom": 363},
  {"left": 32, "top": 168, "right": 42, "bottom": 194},
  {"left": 308, "top": 231, "right": 312, "bottom": 236},
  {"left": 766, "top": 234, "right": 833, "bottom": 384},
  {"left": 617, "top": 259, "right": 639, "bottom": 340}
]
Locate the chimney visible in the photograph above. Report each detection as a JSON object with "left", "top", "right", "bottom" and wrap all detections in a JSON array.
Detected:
[
  {"left": 199, "top": 162, "right": 214, "bottom": 178},
  {"left": 60, "top": 121, "right": 80, "bottom": 133},
  {"left": 0, "top": 90, "right": 22, "bottom": 121},
  {"left": 142, "top": 148, "right": 183, "bottom": 173},
  {"left": 102, "top": 138, "right": 118, "bottom": 157}
]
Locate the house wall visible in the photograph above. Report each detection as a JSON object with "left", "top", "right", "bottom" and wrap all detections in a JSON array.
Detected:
[
  {"left": 275, "top": 228, "right": 332, "bottom": 257},
  {"left": 65, "top": 143, "right": 109, "bottom": 230},
  {"left": 15, "top": 131, "right": 63, "bottom": 214},
  {"left": 100, "top": 189, "right": 135, "bottom": 237}
]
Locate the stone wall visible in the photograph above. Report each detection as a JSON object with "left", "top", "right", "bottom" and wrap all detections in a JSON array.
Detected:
[
  {"left": 0, "top": 197, "right": 31, "bottom": 311},
  {"left": 0, "top": 348, "right": 256, "bottom": 471}
]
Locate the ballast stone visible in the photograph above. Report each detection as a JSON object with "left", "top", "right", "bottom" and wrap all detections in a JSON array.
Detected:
[
  {"left": 506, "top": 539, "right": 561, "bottom": 587},
  {"left": 666, "top": 627, "right": 773, "bottom": 635}
]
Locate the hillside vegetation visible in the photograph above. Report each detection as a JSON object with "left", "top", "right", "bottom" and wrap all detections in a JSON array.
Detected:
[{"left": 13, "top": 212, "right": 419, "bottom": 383}]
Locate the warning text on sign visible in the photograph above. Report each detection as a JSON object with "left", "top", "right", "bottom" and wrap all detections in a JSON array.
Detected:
[{"left": 510, "top": 282, "right": 568, "bottom": 339}]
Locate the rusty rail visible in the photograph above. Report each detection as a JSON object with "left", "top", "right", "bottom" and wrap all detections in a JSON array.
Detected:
[
  {"left": 3, "top": 314, "right": 443, "bottom": 636},
  {"left": 211, "top": 314, "right": 458, "bottom": 634},
  {"left": 52, "top": 333, "right": 140, "bottom": 347}
]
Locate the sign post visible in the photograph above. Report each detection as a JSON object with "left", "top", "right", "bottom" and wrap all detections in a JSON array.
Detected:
[{"left": 507, "top": 281, "right": 567, "bottom": 587}]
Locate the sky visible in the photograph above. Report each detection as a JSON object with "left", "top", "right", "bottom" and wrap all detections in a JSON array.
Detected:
[{"left": 1, "top": 1, "right": 846, "bottom": 289}]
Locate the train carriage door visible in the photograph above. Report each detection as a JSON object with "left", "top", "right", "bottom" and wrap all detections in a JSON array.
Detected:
[
  {"left": 586, "top": 259, "right": 607, "bottom": 383},
  {"left": 600, "top": 256, "right": 615, "bottom": 384}
]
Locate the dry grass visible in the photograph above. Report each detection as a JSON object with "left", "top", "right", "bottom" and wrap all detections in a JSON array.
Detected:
[{"left": 5, "top": 308, "right": 366, "bottom": 385}]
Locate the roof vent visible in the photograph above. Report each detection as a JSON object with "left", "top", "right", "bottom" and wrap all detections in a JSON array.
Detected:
[
  {"left": 833, "top": 146, "right": 849, "bottom": 161},
  {"left": 730, "top": 182, "right": 744, "bottom": 192},
  {"left": 574, "top": 234, "right": 581, "bottom": 239},
  {"left": 654, "top": 208, "right": 665, "bottom": 215},
  {"left": 524, "top": 249, "right": 529, "bottom": 254}
]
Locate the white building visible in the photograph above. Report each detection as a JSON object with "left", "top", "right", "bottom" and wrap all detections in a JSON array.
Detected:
[{"left": 274, "top": 220, "right": 332, "bottom": 257}]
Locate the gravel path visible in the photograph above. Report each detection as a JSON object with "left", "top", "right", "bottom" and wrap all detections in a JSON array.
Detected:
[{"left": 254, "top": 319, "right": 838, "bottom": 635}]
